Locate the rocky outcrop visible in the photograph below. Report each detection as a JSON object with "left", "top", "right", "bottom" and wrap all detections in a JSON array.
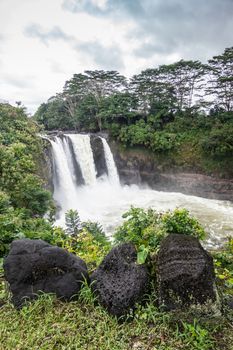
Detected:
[
  {"left": 156, "top": 234, "right": 216, "bottom": 310},
  {"left": 90, "top": 135, "right": 108, "bottom": 178},
  {"left": 110, "top": 141, "right": 233, "bottom": 201},
  {"left": 39, "top": 140, "right": 54, "bottom": 192},
  {"left": 90, "top": 243, "right": 149, "bottom": 317},
  {"left": 4, "top": 239, "right": 89, "bottom": 308}
]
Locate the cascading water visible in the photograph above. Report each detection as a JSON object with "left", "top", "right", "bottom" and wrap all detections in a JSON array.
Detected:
[
  {"left": 50, "top": 136, "right": 78, "bottom": 213},
  {"left": 48, "top": 133, "right": 233, "bottom": 247},
  {"left": 67, "top": 134, "right": 97, "bottom": 186},
  {"left": 100, "top": 137, "right": 120, "bottom": 186}
]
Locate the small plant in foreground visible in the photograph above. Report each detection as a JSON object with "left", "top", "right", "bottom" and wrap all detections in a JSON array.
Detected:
[
  {"left": 176, "top": 319, "right": 215, "bottom": 350},
  {"left": 65, "top": 209, "right": 82, "bottom": 236},
  {"left": 79, "top": 279, "right": 97, "bottom": 306}
]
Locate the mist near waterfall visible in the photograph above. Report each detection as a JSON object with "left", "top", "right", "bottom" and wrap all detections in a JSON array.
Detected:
[{"left": 49, "top": 134, "right": 233, "bottom": 247}]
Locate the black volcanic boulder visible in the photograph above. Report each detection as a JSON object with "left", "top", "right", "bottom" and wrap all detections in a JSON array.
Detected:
[
  {"left": 157, "top": 234, "right": 216, "bottom": 310},
  {"left": 4, "top": 239, "right": 89, "bottom": 308},
  {"left": 90, "top": 243, "right": 149, "bottom": 317}
]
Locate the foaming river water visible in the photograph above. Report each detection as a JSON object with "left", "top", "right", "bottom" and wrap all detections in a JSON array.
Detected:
[{"left": 55, "top": 178, "right": 233, "bottom": 248}]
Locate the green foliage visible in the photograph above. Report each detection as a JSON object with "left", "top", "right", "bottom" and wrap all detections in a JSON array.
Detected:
[
  {"left": 34, "top": 99, "right": 73, "bottom": 130},
  {"left": 0, "top": 103, "right": 55, "bottom": 256},
  {"left": 0, "top": 103, "right": 52, "bottom": 216},
  {"left": 58, "top": 228, "right": 110, "bottom": 272},
  {"left": 114, "top": 207, "right": 159, "bottom": 247},
  {"left": 118, "top": 120, "right": 152, "bottom": 147},
  {"left": 161, "top": 208, "right": 206, "bottom": 240},
  {"left": 150, "top": 131, "right": 180, "bottom": 152},
  {"left": 201, "top": 124, "right": 233, "bottom": 157},
  {"left": 82, "top": 221, "right": 108, "bottom": 245},
  {"left": 65, "top": 209, "right": 82, "bottom": 236},
  {"left": 176, "top": 319, "right": 215, "bottom": 350},
  {"left": 114, "top": 207, "right": 206, "bottom": 264},
  {"left": 206, "top": 47, "right": 233, "bottom": 112},
  {"left": 137, "top": 245, "right": 150, "bottom": 264},
  {"left": 62, "top": 210, "right": 110, "bottom": 271},
  {"left": 78, "top": 279, "right": 97, "bottom": 306},
  {"left": 0, "top": 191, "right": 11, "bottom": 214},
  {"left": 213, "top": 238, "right": 233, "bottom": 293}
]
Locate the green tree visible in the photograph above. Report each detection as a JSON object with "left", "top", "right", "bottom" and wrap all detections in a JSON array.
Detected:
[
  {"left": 63, "top": 70, "right": 127, "bottom": 131},
  {"left": 206, "top": 47, "right": 233, "bottom": 112},
  {"left": 34, "top": 98, "right": 72, "bottom": 130},
  {"left": 159, "top": 60, "right": 207, "bottom": 111},
  {"left": 130, "top": 68, "right": 176, "bottom": 115}
]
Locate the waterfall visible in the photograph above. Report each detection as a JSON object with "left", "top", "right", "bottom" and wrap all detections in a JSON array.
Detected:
[
  {"left": 100, "top": 137, "right": 120, "bottom": 185},
  {"left": 67, "top": 134, "right": 97, "bottom": 186},
  {"left": 48, "top": 133, "right": 119, "bottom": 219},
  {"left": 49, "top": 136, "right": 78, "bottom": 212}
]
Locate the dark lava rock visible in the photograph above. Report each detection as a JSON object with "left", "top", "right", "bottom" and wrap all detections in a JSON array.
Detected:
[
  {"left": 4, "top": 239, "right": 89, "bottom": 308},
  {"left": 157, "top": 234, "right": 216, "bottom": 310},
  {"left": 90, "top": 243, "right": 149, "bottom": 317},
  {"left": 90, "top": 136, "right": 108, "bottom": 178}
]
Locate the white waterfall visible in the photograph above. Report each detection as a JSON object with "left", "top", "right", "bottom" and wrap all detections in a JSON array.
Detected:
[
  {"left": 67, "top": 134, "right": 97, "bottom": 186},
  {"left": 101, "top": 137, "right": 120, "bottom": 186},
  {"left": 49, "top": 136, "right": 78, "bottom": 212},
  {"left": 49, "top": 133, "right": 120, "bottom": 219}
]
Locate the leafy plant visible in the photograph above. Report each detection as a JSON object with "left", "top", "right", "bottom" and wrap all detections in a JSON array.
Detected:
[
  {"left": 213, "top": 238, "right": 233, "bottom": 293},
  {"left": 82, "top": 221, "right": 108, "bottom": 245},
  {"left": 65, "top": 209, "right": 82, "bottom": 236},
  {"left": 161, "top": 208, "right": 206, "bottom": 240},
  {"left": 176, "top": 319, "right": 215, "bottom": 350},
  {"left": 114, "top": 207, "right": 206, "bottom": 265}
]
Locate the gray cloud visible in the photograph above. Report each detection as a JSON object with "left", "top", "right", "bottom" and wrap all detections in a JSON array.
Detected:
[
  {"left": 62, "top": 0, "right": 233, "bottom": 63},
  {"left": 62, "top": 0, "right": 143, "bottom": 17},
  {"left": 75, "top": 41, "right": 124, "bottom": 70},
  {"left": 2, "top": 75, "right": 34, "bottom": 89},
  {"left": 24, "top": 24, "right": 74, "bottom": 45}
]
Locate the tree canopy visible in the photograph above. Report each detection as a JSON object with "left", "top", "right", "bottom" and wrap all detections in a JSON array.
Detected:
[{"left": 34, "top": 47, "right": 233, "bottom": 134}]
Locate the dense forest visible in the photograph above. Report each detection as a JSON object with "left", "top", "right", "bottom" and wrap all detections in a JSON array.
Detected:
[{"left": 34, "top": 47, "right": 233, "bottom": 171}]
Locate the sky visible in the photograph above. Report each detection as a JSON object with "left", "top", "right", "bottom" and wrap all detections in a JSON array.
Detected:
[{"left": 0, "top": 0, "right": 232, "bottom": 114}]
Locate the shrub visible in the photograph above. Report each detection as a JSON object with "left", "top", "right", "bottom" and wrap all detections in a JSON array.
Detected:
[
  {"left": 213, "top": 238, "right": 233, "bottom": 292},
  {"left": 114, "top": 207, "right": 206, "bottom": 264},
  {"left": 149, "top": 131, "right": 180, "bottom": 152},
  {"left": 201, "top": 125, "right": 233, "bottom": 157},
  {"left": 161, "top": 208, "right": 206, "bottom": 240}
]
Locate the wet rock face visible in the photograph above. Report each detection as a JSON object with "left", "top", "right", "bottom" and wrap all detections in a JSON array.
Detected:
[
  {"left": 90, "top": 136, "right": 108, "bottom": 178},
  {"left": 4, "top": 239, "right": 89, "bottom": 308},
  {"left": 90, "top": 243, "right": 149, "bottom": 317},
  {"left": 157, "top": 234, "right": 216, "bottom": 310}
]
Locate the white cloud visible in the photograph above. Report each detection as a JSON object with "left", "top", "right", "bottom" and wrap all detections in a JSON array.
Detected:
[{"left": 0, "top": 0, "right": 232, "bottom": 113}]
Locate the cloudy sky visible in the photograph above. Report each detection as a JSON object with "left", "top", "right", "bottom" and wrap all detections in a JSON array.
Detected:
[{"left": 0, "top": 0, "right": 232, "bottom": 114}]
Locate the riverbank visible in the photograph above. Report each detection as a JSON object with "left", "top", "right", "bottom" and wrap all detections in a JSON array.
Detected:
[{"left": 109, "top": 141, "right": 233, "bottom": 202}]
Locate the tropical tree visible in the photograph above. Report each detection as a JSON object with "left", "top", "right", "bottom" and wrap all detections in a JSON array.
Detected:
[
  {"left": 206, "top": 47, "right": 233, "bottom": 112},
  {"left": 159, "top": 60, "right": 207, "bottom": 111},
  {"left": 63, "top": 70, "right": 127, "bottom": 130}
]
